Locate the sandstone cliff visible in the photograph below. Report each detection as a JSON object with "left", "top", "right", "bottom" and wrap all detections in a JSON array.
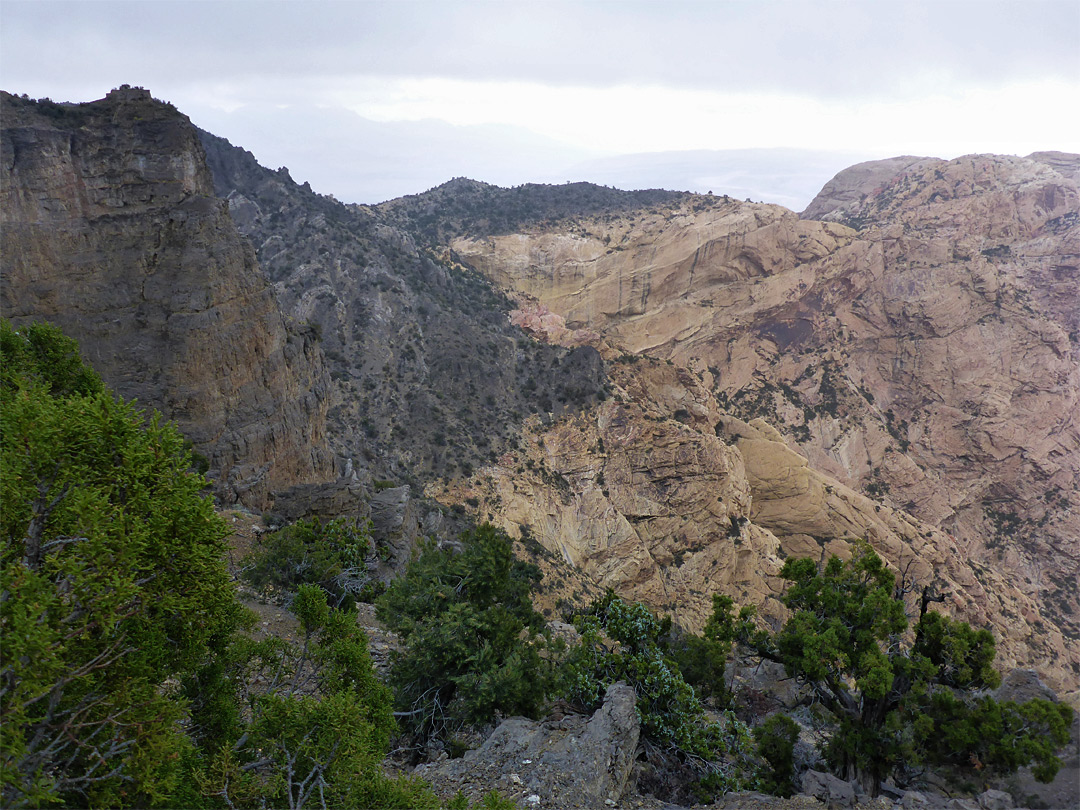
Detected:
[
  {"left": 433, "top": 161, "right": 1078, "bottom": 697},
  {"left": 0, "top": 89, "right": 335, "bottom": 507},
  {"left": 446, "top": 352, "right": 1070, "bottom": 696}
]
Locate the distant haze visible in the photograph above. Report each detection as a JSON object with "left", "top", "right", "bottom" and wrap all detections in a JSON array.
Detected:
[
  {"left": 2, "top": 0, "right": 1076, "bottom": 206},
  {"left": 563, "top": 149, "right": 879, "bottom": 212},
  {"left": 190, "top": 103, "right": 871, "bottom": 209}
]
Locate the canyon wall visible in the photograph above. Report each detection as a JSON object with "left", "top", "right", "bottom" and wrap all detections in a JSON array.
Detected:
[
  {"left": 446, "top": 157, "right": 1080, "bottom": 696},
  {"left": 0, "top": 89, "right": 335, "bottom": 506}
]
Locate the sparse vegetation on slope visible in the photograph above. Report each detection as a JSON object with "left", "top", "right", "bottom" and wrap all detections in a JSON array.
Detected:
[
  {"left": 0, "top": 321, "right": 436, "bottom": 808},
  {"left": 198, "top": 131, "right": 610, "bottom": 491},
  {"left": 377, "top": 178, "right": 695, "bottom": 244}
]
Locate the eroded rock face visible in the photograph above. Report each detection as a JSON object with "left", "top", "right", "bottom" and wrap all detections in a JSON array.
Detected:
[
  {"left": 0, "top": 90, "right": 335, "bottom": 507},
  {"left": 197, "top": 130, "right": 610, "bottom": 490},
  {"left": 449, "top": 356, "right": 1069, "bottom": 690},
  {"left": 798, "top": 155, "right": 938, "bottom": 221},
  {"left": 445, "top": 159, "right": 1079, "bottom": 695}
]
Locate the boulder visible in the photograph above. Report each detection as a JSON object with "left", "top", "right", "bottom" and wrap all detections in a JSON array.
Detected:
[
  {"left": 977, "top": 789, "right": 1014, "bottom": 810},
  {"left": 415, "top": 682, "right": 640, "bottom": 807},
  {"left": 800, "top": 769, "right": 856, "bottom": 809},
  {"left": 898, "top": 791, "right": 931, "bottom": 807}
]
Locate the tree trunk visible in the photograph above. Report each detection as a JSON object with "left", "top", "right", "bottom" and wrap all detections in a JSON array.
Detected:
[
  {"left": 842, "top": 759, "right": 880, "bottom": 797},
  {"left": 857, "top": 766, "right": 878, "bottom": 797}
]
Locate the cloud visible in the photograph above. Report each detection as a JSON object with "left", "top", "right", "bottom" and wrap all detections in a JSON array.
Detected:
[
  {"left": 312, "top": 75, "right": 1079, "bottom": 157},
  {"left": 2, "top": 1, "right": 1076, "bottom": 203},
  {"left": 189, "top": 103, "right": 598, "bottom": 204},
  {"left": 3, "top": 0, "right": 1077, "bottom": 99}
]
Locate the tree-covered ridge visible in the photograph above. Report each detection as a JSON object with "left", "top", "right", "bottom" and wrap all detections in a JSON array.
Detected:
[{"left": 376, "top": 177, "right": 699, "bottom": 244}]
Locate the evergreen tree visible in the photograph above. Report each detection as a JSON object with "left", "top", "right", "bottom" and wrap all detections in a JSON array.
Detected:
[
  {"left": 732, "top": 542, "right": 1073, "bottom": 795},
  {"left": 1, "top": 320, "right": 244, "bottom": 806},
  {"left": 559, "top": 591, "right": 756, "bottom": 799},
  {"left": 1, "top": 321, "right": 438, "bottom": 808},
  {"left": 377, "top": 524, "right": 548, "bottom": 743}
]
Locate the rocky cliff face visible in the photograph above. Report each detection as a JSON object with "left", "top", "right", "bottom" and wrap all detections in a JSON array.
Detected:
[
  {"left": 451, "top": 350, "right": 1070, "bottom": 694},
  {"left": 196, "top": 132, "right": 609, "bottom": 492},
  {"left": 799, "top": 154, "right": 1079, "bottom": 653},
  {"left": 0, "top": 90, "right": 335, "bottom": 507},
  {"left": 433, "top": 159, "right": 1079, "bottom": 696}
]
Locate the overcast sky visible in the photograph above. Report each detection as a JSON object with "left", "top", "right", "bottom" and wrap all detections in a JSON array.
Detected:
[{"left": 3, "top": 0, "right": 1078, "bottom": 206}]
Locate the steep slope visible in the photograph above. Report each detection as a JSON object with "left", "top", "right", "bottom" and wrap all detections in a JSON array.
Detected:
[
  {"left": 403, "top": 165, "right": 1078, "bottom": 696},
  {"left": 0, "top": 89, "right": 335, "bottom": 507},
  {"left": 453, "top": 349, "right": 1070, "bottom": 695},
  {"left": 797, "top": 153, "right": 1079, "bottom": 648},
  {"left": 197, "top": 132, "right": 609, "bottom": 489}
]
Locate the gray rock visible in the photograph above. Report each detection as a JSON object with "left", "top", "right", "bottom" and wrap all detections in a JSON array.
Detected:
[
  {"left": 994, "top": 669, "right": 1058, "bottom": 704},
  {"left": 989, "top": 669, "right": 1078, "bottom": 810},
  {"left": 370, "top": 485, "right": 420, "bottom": 567},
  {"left": 800, "top": 769, "right": 856, "bottom": 809},
  {"left": 977, "top": 789, "right": 1014, "bottom": 810},
  {"left": 1, "top": 91, "right": 336, "bottom": 510},
  {"left": 416, "top": 682, "right": 640, "bottom": 806},
  {"left": 898, "top": 791, "right": 931, "bottom": 808}
]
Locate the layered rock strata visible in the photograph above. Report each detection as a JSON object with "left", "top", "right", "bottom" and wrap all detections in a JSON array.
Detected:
[
  {"left": 443, "top": 158, "right": 1079, "bottom": 695},
  {"left": 450, "top": 355, "right": 1070, "bottom": 694},
  {"left": 0, "top": 90, "right": 334, "bottom": 506}
]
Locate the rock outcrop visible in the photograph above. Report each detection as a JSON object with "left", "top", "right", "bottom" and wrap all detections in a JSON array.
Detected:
[
  {"left": 798, "top": 155, "right": 938, "bottom": 221},
  {"left": 197, "top": 130, "right": 609, "bottom": 491},
  {"left": 439, "top": 158, "right": 1079, "bottom": 696},
  {"left": 454, "top": 354, "right": 1069, "bottom": 691},
  {"left": 415, "top": 682, "right": 640, "bottom": 808},
  {"left": 0, "top": 90, "right": 335, "bottom": 507}
]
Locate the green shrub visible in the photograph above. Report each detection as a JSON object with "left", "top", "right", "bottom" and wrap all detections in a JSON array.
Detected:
[
  {"left": 1, "top": 320, "right": 243, "bottom": 807},
  {"left": 754, "top": 714, "right": 799, "bottom": 796},
  {"left": 738, "top": 542, "right": 1074, "bottom": 794},
  {"left": 558, "top": 591, "right": 756, "bottom": 798},
  {"left": 664, "top": 593, "right": 738, "bottom": 707},
  {"left": 377, "top": 524, "right": 548, "bottom": 743},
  {"left": 0, "top": 322, "right": 436, "bottom": 807},
  {"left": 242, "top": 517, "right": 373, "bottom": 607},
  {"left": 196, "top": 584, "right": 439, "bottom": 809}
]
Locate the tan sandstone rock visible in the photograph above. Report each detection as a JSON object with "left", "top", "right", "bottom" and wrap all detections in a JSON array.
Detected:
[{"left": 448, "top": 159, "right": 1079, "bottom": 696}]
